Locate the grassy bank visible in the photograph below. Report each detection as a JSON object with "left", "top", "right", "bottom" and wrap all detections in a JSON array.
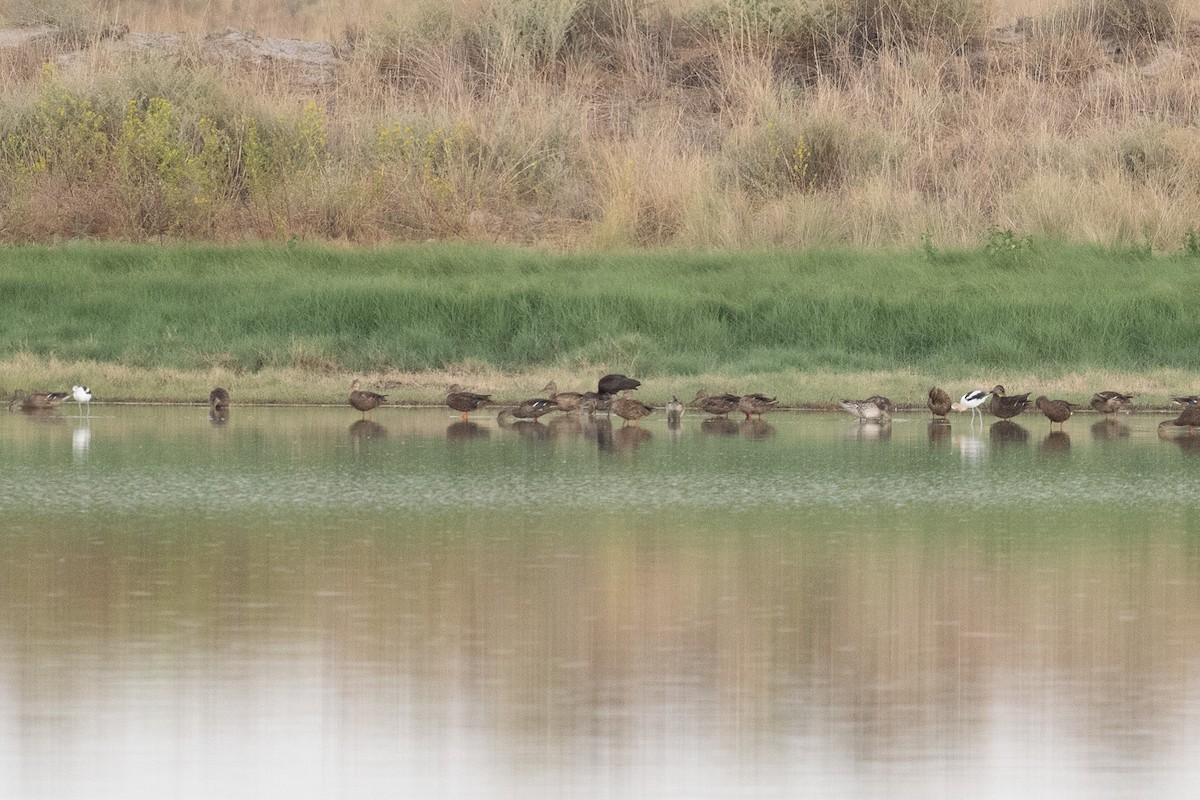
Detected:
[
  {"left": 1, "top": 242, "right": 1197, "bottom": 406},
  {"left": 0, "top": 0, "right": 1197, "bottom": 249}
]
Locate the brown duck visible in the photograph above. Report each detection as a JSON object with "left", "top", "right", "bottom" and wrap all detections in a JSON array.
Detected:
[
  {"left": 209, "top": 387, "right": 230, "bottom": 411},
  {"left": 988, "top": 385, "right": 1032, "bottom": 420},
  {"left": 612, "top": 394, "right": 653, "bottom": 427},
  {"left": 1160, "top": 403, "right": 1200, "bottom": 434},
  {"left": 9, "top": 390, "right": 70, "bottom": 412},
  {"left": 446, "top": 384, "right": 491, "bottom": 421},
  {"left": 508, "top": 397, "right": 560, "bottom": 420},
  {"left": 738, "top": 393, "right": 778, "bottom": 421},
  {"left": 693, "top": 390, "right": 740, "bottom": 418},
  {"left": 349, "top": 379, "right": 387, "bottom": 418},
  {"left": 542, "top": 381, "right": 583, "bottom": 413},
  {"left": 1035, "top": 395, "right": 1079, "bottom": 430},
  {"left": 927, "top": 387, "right": 952, "bottom": 419},
  {"left": 1089, "top": 391, "right": 1134, "bottom": 417}
]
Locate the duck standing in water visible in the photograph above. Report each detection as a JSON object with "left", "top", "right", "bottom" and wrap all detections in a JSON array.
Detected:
[
  {"left": 1160, "top": 402, "right": 1200, "bottom": 435},
  {"left": 349, "top": 379, "right": 387, "bottom": 418},
  {"left": 1090, "top": 391, "right": 1134, "bottom": 418},
  {"left": 665, "top": 396, "right": 684, "bottom": 421},
  {"left": 988, "top": 385, "right": 1032, "bottom": 421},
  {"left": 840, "top": 396, "right": 892, "bottom": 422},
  {"left": 446, "top": 384, "right": 491, "bottom": 422},
  {"left": 693, "top": 390, "right": 740, "bottom": 418},
  {"left": 927, "top": 387, "right": 952, "bottom": 420},
  {"left": 209, "top": 387, "right": 230, "bottom": 412},
  {"left": 738, "top": 393, "right": 778, "bottom": 421},
  {"left": 1035, "top": 395, "right": 1080, "bottom": 431},
  {"left": 543, "top": 381, "right": 583, "bottom": 413},
  {"left": 612, "top": 392, "right": 653, "bottom": 427}
]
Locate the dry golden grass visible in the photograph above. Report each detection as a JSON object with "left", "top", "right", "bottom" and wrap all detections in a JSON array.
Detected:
[
  {"left": 2, "top": 352, "right": 1193, "bottom": 408},
  {"left": 0, "top": 0, "right": 1196, "bottom": 248}
]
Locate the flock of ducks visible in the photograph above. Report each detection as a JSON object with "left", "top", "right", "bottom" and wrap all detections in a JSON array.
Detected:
[{"left": 9, "top": 378, "right": 1199, "bottom": 438}]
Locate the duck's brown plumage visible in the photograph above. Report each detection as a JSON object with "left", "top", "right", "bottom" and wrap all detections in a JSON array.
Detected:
[
  {"left": 1160, "top": 403, "right": 1200, "bottom": 434},
  {"left": 543, "top": 381, "right": 583, "bottom": 413},
  {"left": 738, "top": 393, "right": 778, "bottom": 421},
  {"left": 928, "top": 387, "right": 952, "bottom": 418},
  {"left": 209, "top": 387, "right": 230, "bottom": 410},
  {"left": 1035, "top": 395, "right": 1079, "bottom": 429},
  {"left": 693, "top": 390, "right": 740, "bottom": 417},
  {"left": 510, "top": 397, "right": 560, "bottom": 420},
  {"left": 988, "top": 385, "right": 1032, "bottom": 420},
  {"left": 612, "top": 395, "right": 653, "bottom": 427},
  {"left": 10, "top": 390, "right": 70, "bottom": 412},
  {"left": 1090, "top": 391, "right": 1133, "bottom": 416},
  {"left": 446, "top": 384, "right": 491, "bottom": 421},
  {"left": 349, "top": 379, "right": 387, "bottom": 417}
]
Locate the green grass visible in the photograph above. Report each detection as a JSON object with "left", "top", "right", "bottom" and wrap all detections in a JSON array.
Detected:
[{"left": 0, "top": 241, "right": 1198, "bottom": 400}]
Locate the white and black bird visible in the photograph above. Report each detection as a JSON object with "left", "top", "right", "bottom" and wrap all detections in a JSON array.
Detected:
[
  {"left": 951, "top": 388, "right": 991, "bottom": 424},
  {"left": 72, "top": 385, "right": 92, "bottom": 418}
]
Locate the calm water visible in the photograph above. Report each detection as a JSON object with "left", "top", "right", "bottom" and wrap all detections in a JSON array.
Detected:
[{"left": 3, "top": 404, "right": 1200, "bottom": 799}]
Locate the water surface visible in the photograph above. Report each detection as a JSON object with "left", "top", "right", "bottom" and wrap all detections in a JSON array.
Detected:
[{"left": 2, "top": 406, "right": 1199, "bottom": 799}]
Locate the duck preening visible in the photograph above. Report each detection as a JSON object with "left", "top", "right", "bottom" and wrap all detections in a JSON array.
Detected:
[
  {"left": 1035, "top": 395, "right": 1080, "bottom": 430},
  {"left": 693, "top": 390, "right": 740, "bottom": 418},
  {"left": 543, "top": 381, "right": 583, "bottom": 413},
  {"left": 446, "top": 384, "right": 492, "bottom": 421},
  {"left": 209, "top": 387, "right": 230, "bottom": 410},
  {"left": 612, "top": 394, "right": 653, "bottom": 427},
  {"left": 839, "top": 396, "right": 892, "bottom": 422},
  {"left": 988, "top": 385, "right": 1032, "bottom": 420},
  {"left": 349, "top": 379, "right": 387, "bottom": 418},
  {"left": 1090, "top": 391, "right": 1134, "bottom": 417},
  {"left": 927, "top": 387, "right": 952, "bottom": 419}
]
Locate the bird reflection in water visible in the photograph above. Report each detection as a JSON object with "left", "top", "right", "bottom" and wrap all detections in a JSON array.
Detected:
[
  {"left": 928, "top": 419, "right": 952, "bottom": 446},
  {"left": 1164, "top": 434, "right": 1200, "bottom": 456},
  {"left": 847, "top": 420, "right": 891, "bottom": 442},
  {"left": 583, "top": 416, "right": 614, "bottom": 452},
  {"left": 700, "top": 418, "right": 739, "bottom": 437},
  {"left": 509, "top": 420, "right": 552, "bottom": 442},
  {"left": 739, "top": 420, "right": 775, "bottom": 440},
  {"left": 666, "top": 414, "right": 684, "bottom": 439},
  {"left": 989, "top": 420, "right": 1029, "bottom": 446},
  {"left": 613, "top": 426, "right": 651, "bottom": 451},
  {"left": 1091, "top": 418, "right": 1130, "bottom": 441},
  {"left": 1038, "top": 430, "right": 1071, "bottom": 455},
  {"left": 209, "top": 406, "right": 230, "bottom": 425},
  {"left": 72, "top": 424, "right": 91, "bottom": 462},
  {"left": 547, "top": 414, "right": 583, "bottom": 439},
  {"left": 349, "top": 419, "right": 387, "bottom": 447},
  {"left": 445, "top": 421, "right": 488, "bottom": 441}
]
